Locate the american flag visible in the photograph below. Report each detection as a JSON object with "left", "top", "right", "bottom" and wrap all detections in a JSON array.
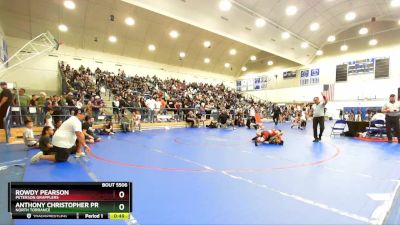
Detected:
[{"left": 323, "top": 84, "right": 335, "bottom": 101}]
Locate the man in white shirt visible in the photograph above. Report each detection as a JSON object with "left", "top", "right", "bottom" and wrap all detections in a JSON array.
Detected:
[
  {"left": 145, "top": 96, "right": 156, "bottom": 123},
  {"left": 382, "top": 94, "right": 400, "bottom": 143},
  {"left": 31, "top": 109, "right": 90, "bottom": 163},
  {"left": 311, "top": 92, "right": 328, "bottom": 142}
]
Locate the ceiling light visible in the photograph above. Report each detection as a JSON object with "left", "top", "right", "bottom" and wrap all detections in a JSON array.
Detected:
[
  {"left": 345, "top": 12, "right": 356, "bottom": 21},
  {"left": 58, "top": 24, "right": 68, "bottom": 32},
  {"left": 148, "top": 44, "right": 156, "bottom": 51},
  {"left": 301, "top": 42, "right": 309, "bottom": 48},
  {"left": 286, "top": 6, "right": 298, "bottom": 16},
  {"left": 250, "top": 55, "right": 257, "bottom": 61},
  {"left": 224, "top": 63, "right": 230, "bottom": 68},
  {"left": 203, "top": 40, "right": 211, "bottom": 48},
  {"left": 309, "top": 22, "right": 320, "bottom": 31},
  {"left": 108, "top": 36, "right": 117, "bottom": 43},
  {"left": 327, "top": 35, "right": 336, "bottom": 42},
  {"left": 63, "top": 0, "right": 75, "bottom": 9},
  {"left": 179, "top": 52, "right": 186, "bottom": 58},
  {"left": 125, "top": 17, "right": 135, "bottom": 26},
  {"left": 316, "top": 50, "right": 323, "bottom": 56},
  {"left": 229, "top": 48, "right": 237, "bottom": 55},
  {"left": 391, "top": 0, "right": 400, "bottom": 7},
  {"left": 169, "top": 30, "right": 179, "bottom": 39},
  {"left": 281, "top": 32, "right": 290, "bottom": 39},
  {"left": 204, "top": 58, "right": 210, "bottom": 63},
  {"left": 255, "top": 18, "right": 266, "bottom": 27},
  {"left": 267, "top": 60, "right": 273, "bottom": 66},
  {"left": 359, "top": 27, "right": 368, "bottom": 35},
  {"left": 340, "top": 44, "right": 348, "bottom": 51},
  {"left": 241, "top": 66, "right": 247, "bottom": 72},
  {"left": 369, "top": 39, "right": 378, "bottom": 46},
  {"left": 219, "top": 0, "right": 232, "bottom": 11}
]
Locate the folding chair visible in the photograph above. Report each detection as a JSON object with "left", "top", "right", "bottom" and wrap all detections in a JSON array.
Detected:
[
  {"left": 331, "top": 120, "right": 347, "bottom": 136},
  {"left": 366, "top": 120, "right": 386, "bottom": 137}
]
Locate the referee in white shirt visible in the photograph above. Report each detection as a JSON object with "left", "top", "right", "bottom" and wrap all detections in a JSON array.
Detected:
[
  {"left": 311, "top": 92, "right": 328, "bottom": 142},
  {"left": 31, "top": 109, "right": 90, "bottom": 163},
  {"left": 382, "top": 94, "right": 400, "bottom": 143}
]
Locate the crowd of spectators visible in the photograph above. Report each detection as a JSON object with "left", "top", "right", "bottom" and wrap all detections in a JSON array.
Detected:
[{"left": 59, "top": 62, "right": 272, "bottom": 124}]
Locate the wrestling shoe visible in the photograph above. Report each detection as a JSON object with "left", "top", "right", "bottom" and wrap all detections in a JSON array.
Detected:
[
  {"left": 254, "top": 141, "right": 258, "bottom": 146},
  {"left": 75, "top": 152, "right": 86, "bottom": 158},
  {"left": 30, "top": 151, "right": 43, "bottom": 164}
]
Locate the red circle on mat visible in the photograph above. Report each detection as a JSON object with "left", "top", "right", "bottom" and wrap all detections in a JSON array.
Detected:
[{"left": 88, "top": 143, "right": 341, "bottom": 173}]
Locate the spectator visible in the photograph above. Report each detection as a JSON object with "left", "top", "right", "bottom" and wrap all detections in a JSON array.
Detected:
[
  {"left": 145, "top": 96, "right": 156, "bottom": 123},
  {"left": 120, "top": 114, "right": 130, "bottom": 132},
  {"left": 82, "top": 115, "right": 101, "bottom": 143},
  {"left": 186, "top": 111, "right": 198, "bottom": 128},
  {"left": 54, "top": 119, "right": 63, "bottom": 132},
  {"left": 39, "top": 126, "right": 54, "bottom": 155},
  {"left": 92, "top": 96, "right": 103, "bottom": 120},
  {"left": 112, "top": 96, "right": 121, "bottom": 123},
  {"left": 131, "top": 111, "right": 141, "bottom": 132},
  {"left": 44, "top": 107, "right": 54, "bottom": 128},
  {"left": 155, "top": 97, "right": 162, "bottom": 120},
  {"left": 0, "top": 82, "right": 13, "bottom": 128},
  {"left": 100, "top": 119, "right": 114, "bottom": 135},
  {"left": 23, "top": 119, "right": 39, "bottom": 148},
  {"left": 17, "top": 88, "right": 31, "bottom": 123},
  {"left": 218, "top": 109, "right": 231, "bottom": 128}
]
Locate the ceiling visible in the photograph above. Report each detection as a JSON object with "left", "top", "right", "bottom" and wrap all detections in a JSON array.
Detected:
[
  {"left": 125, "top": 0, "right": 400, "bottom": 67},
  {"left": 0, "top": 0, "right": 300, "bottom": 76},
  {"left": 0, "top": 0, "right": 399, "bottom": 77},
  {"left": 236, "top": 0, "right": 399, "bottom": 46}
]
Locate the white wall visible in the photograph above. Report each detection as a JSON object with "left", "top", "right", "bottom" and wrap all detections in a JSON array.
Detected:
[
  {"left": 240, "top": 43, "right": 400, "bottom": 106},
  {"left": 0, "top": 36, "right": 236, "bottom": 95}
]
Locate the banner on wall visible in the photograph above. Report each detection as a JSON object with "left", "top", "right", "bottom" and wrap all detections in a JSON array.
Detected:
[
  {"left": 236, "top": 76, "right": 268, "bottom": 91},
  {"left": 254, "top": 78, "right": 261, "bottom": 90},
  {"left": 236, "top": 80, "right": 242, "bottom": 91},
  {"left": 0, "top": 38, "right": 7, "bottom": 65},
  {"left": 300, "top": 70, "right": 310, "bottom": 86},
  {"left": 310, "top": 68, "right": 320, "bottom": 84},
  {"left": 261, "top": 77, "right": 268, "bottom": 89}
]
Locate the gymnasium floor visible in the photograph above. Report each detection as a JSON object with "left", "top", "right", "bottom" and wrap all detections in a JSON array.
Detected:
[{"left": 2, "top": 121, "right": 400, "bottom": 225}]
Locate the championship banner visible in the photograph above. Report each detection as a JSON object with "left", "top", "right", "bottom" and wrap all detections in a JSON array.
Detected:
[
  {"left": 310, "top": 69, "right": 320, "bottom": 84},
  {"left": 300, "top": 70, "right": 310, "bottom": 86},
  {"left": 254, "top": 78, "right": 261, "bottom": 90}
]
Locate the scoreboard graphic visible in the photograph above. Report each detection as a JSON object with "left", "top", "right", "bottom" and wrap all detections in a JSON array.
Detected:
[{"left": 8, "top": 182, "right": 132, "bottom": 220}]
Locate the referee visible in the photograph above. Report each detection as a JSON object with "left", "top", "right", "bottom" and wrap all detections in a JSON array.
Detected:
[
  {"left": 31, "top": 109, "right": 90, "bottom": 164},
  {"left": 311, "top": 92, "right": 328, "bottom": 142},
  {"left": 382, "top": 94, "right": 400, "bottom": 143}
]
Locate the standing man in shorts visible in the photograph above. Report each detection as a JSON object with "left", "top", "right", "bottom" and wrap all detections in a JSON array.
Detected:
[{"left": 31, "top": 109, "right": 90, "bottom": 164}]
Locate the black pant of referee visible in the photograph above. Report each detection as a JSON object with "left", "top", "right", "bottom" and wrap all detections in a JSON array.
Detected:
[
  {"left": 313, "top": 116, "right": 325, "bottom": 140},
  {"left": 386, "top": 115, "right": 400, "bottom": 143}
]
